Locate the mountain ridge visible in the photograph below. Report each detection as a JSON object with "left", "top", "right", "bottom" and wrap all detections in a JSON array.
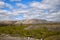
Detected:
[{"left": 0, "top": 19, "right": 60, "bottom": 26}]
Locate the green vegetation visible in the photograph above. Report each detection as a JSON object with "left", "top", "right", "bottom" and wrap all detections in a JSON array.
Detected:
[
  {"left": 45, "top": 35, "right": 60, "bottom": 40},
  {"left": 0, "top": 24, "right": 60, "bottom": 40}
]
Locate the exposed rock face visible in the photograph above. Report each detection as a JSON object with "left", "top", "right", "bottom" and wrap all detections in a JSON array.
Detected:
[
  {"left": 0, "top": 19, "right": 47, "bottom": 25},
  {"left": 22, "top": 19, "right": 47, "bottom": 24},
  {"left": 0, "top": 19, "right": 60, "bottom": 26},
  {"left": 14, "top": 21, "right": 22, "bottom": 25}
]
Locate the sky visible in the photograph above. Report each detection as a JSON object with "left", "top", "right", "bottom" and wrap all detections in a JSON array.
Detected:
[{"left": 0, "top": 0, "right": 60, "bottom": 21}]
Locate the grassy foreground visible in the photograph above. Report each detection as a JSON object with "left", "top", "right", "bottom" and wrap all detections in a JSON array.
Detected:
[{"left": 0, "top": 24, "right": 60, "bottom": 40}]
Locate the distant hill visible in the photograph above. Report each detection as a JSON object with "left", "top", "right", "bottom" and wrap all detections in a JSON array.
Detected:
[
  {"left": 21, "top": 19, "right": 47, "bottom": 24},
  {"left": 0, "top": 19, "right": 60, "bottom": 26}
]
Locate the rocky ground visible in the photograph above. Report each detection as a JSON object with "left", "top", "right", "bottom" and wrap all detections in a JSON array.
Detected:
[{"left": 0, "top": 34, "right": 39, "bottom": 40}]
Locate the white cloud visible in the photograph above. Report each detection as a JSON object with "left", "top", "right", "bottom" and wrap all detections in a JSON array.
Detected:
[
  {"left": 45, "top": 11, "right": 60, "bottom": 21},
  {"left": 0, "top": 0, "right": 60, "bottom": 21},
  {"left": 0, "top": 1, "right": 5, "bottom": 8},
  {"left": 12, "top": 10, "right": 28, "bottom": 15},
  {"left": 0, "top": 1, "right": 14, "bottom": 10},
  {"left": 16, "top": 3, "right": 29, "bottom": 9},
  {"left": 28, "top": 0, "right": 60, "bottom": 21},
  {"left": 0, "top": 10, "right": 11, "bottom": 20}
]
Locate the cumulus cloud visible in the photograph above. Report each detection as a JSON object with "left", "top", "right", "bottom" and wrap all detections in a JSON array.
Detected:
[
  {"left": 28, "top": 0, "right": 60, "bottom": 21},
  {"left": 0, "top": 10, "right": 10, "bottom": 20},
  {"left": 16, "top": 3, "right": 29, "bottom": 9},
  {"left": 0, "top": 1, "right": 13, "bottom": 10},
  {"left": 0, "top": 1, "right": 17, "bottom": 20},
  {"left": 0, "top": 0, "right": 60, "bottom": 21},
  {"left": 0, "top": 1, "right": 5, "bottom": 8}
]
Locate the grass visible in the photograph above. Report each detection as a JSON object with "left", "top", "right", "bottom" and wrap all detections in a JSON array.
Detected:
[
  {"left": 45, "top": 35, "right": 60, "bottom": 40},
  {"left": 0, "top": 24, "right": 60, "bottom": 40}
]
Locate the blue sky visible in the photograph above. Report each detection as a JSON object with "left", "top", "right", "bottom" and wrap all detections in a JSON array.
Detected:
[
  {"left": 3, "top": 0, "right": 42, "bottom": 9},
  {"left": 0, "top": 0, "right": 60, "bottom": 21}
]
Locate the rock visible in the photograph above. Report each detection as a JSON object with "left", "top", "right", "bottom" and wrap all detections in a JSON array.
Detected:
[{"left": 0, "top": 35, "right": 39, "bottom": 40}]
